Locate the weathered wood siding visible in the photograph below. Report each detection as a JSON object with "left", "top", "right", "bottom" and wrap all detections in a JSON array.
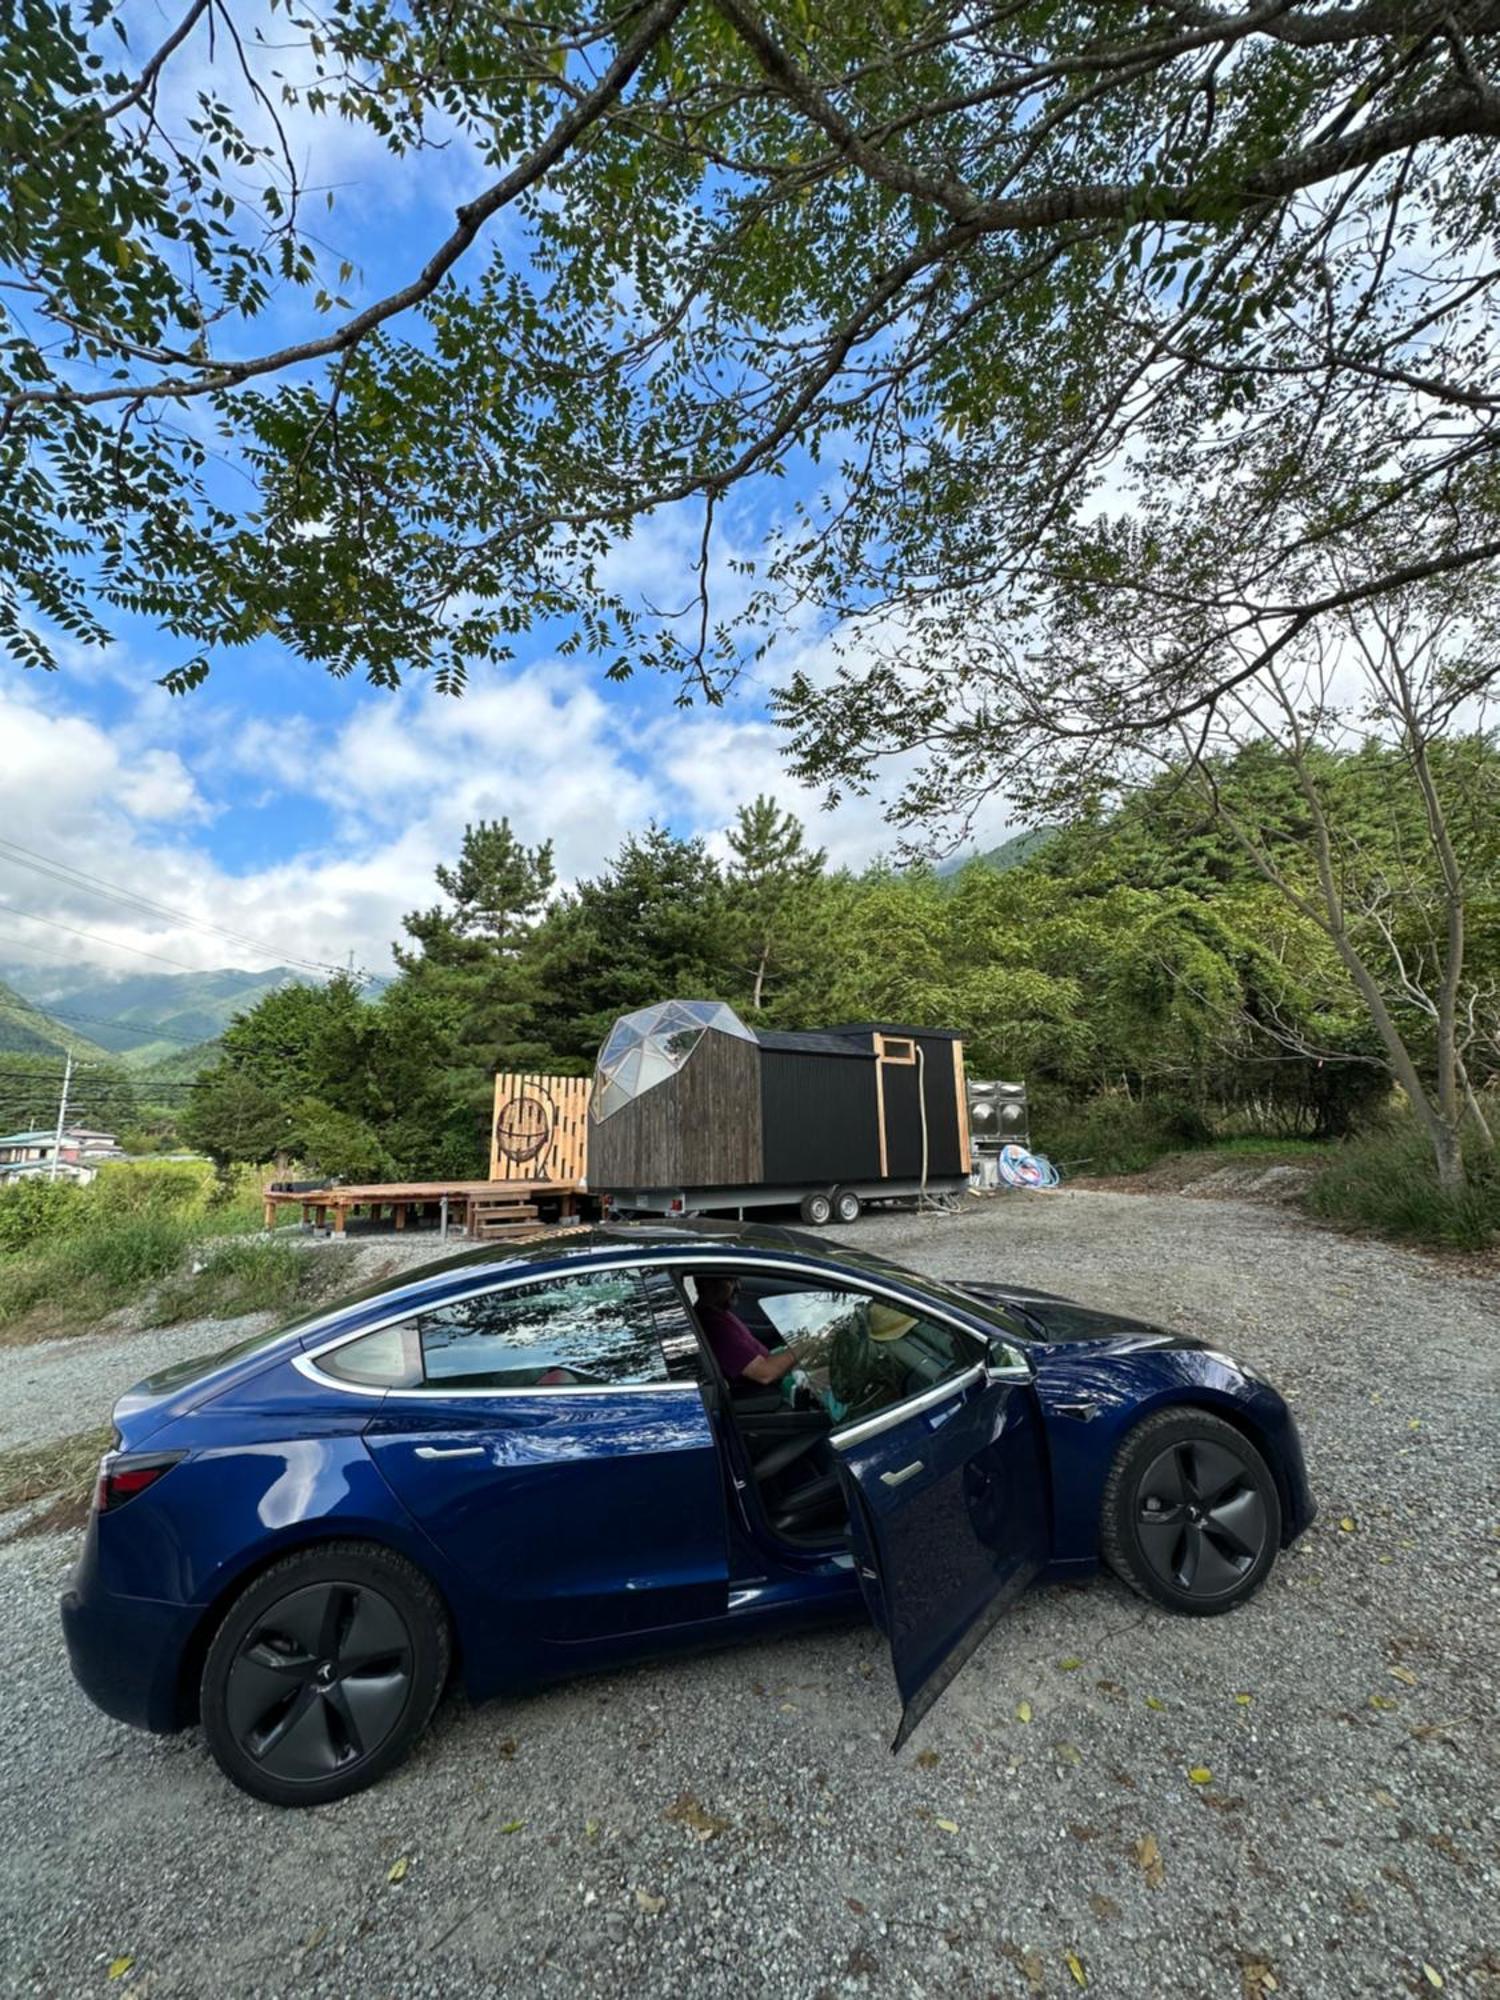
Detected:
[{"left": 588, "top": 1029, "right": 763, "bottom": 1188}]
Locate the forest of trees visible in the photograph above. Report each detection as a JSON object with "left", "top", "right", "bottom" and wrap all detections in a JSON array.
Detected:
[{"left": 178, "top": 737, "right": 1500, "bottom": 1187}]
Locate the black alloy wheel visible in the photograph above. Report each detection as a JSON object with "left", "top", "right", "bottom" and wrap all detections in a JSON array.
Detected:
[
  {"left": 1101, "top": 1408, "right": 1281, "bottom": 1616},
  {"left": 201, "top": 1543, "right": 449, "bottom": 1806}
]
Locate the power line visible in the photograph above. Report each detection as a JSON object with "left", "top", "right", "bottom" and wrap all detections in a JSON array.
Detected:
[
  {"left": 0, "top": 907, "right": 235, "bottom": 975},
  {"left": 0, "top": 833, "right": 353, "bottom": 979}
]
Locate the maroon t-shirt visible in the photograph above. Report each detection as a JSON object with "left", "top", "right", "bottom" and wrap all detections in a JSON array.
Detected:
[{"left": 698, "top": 1305, "right": 771, "bottom": 1380}]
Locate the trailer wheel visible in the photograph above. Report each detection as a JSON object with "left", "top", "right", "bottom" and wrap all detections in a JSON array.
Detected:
[
  {"left": 799, "top": 1190, "right": 834, "bottom": 1227},
  {"left": 832, "top": 1189, "right": 862, "bottom": 1224}
]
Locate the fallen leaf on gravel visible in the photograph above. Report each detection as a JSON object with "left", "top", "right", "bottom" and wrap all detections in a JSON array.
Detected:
[
  {"left": 1089, "top": 1894, "right": 1120, "bottom": 1921},
  {"left": 1015, "top": 1700, "right": 1033, "bottom": 1723},
  {"left": 1368, "top": 1694, "right": 1398, "bottom": 1711},
  {"left": 496, "top": 1737, "right": 518, "bottom": 1759},
  {"left": 1057, "top": 1657, "right": 1083, "bottom": 1671},
  {"left": 1188, "top": 1766, "right": 1213, "bottom": 1785},
  {"left": 386, "top": 1859, "right": 408, "bottom": 1884},
  {"left": 1339, "top": 1517, "right": 1357, "bottom": 1533},
  {"left": 846, "top": 1898, "right": 867, "bottom": 1915},
  {"left": 1054, "top": 1742, "right": 1084, "bottom": 1767},
  {"left": 498, "top": 1820, "right": 524, "bottom": 1835},
  {"left": 1373, "top": 1789, "right": 1398, "bottom": 1809},
  {"left": 1389, "top": 1665, "right": 1419, "bottom": 1687},
  {"left": 634, "top": 1890, "right": 666, "bottom": 1916},
  {"left": 664, "top": 1793, "right": 730, "bottom": 1842},
  {"left": 934, "top": 1817, "right": 959, "bottom": 1833},
  {"left": 1144, "top": 1696, "right": 1165, "bottom": 1711},
  {"left": 1422, "top": 1965, "right": 1445, "bottom": 1989},
  {"left": 1065, "top": 1949, "right": 1088, "bottom": 1987},
  {"left": 1008, "top": 1945, "right": 1045, "bottom": 1995},
  {"left": 1134, "top": 1834, "right": 1165, "bottom": 1889},
  {"left": 1234, "top": 1692, "right": 1253, "bottom": 1705},
  {"left": 1241, "top": 1958, "right": 1279, "bottom": 1995},
  {"left": 914, "top": 1749, "right": 940, "bottom": 1769},
  {"left": 584, "top": 1819, "right": 600, "bottom": 1840},
  {"left": 1408, "top": 1419, "right": 1421, "bottom": 1431},
  {"left": 107, "top": 1960, "right": 133, "bottom": 1981}
]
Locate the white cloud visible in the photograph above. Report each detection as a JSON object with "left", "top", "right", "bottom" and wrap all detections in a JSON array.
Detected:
[{"left": 1, "top": 601, "right": 1015, "bottom": 994}]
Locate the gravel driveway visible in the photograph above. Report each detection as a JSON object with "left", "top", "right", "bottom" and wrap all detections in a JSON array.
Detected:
[{"left": 0, "top": 1191, "right": 1496, "bottom": 1999}]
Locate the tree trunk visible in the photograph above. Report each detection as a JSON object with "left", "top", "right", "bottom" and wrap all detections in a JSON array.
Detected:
[
  {"left": 1432, "top": 1118, "right": 1466, "bottom": 1193},
  {"left": 751, "top": 944, "right": 769, "bottom": 1012}
]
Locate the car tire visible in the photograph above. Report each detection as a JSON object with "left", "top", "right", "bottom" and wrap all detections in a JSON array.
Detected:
[
  {"left": 799, "top": 1191, "right": 834, "bottom": 1226},
  {"left": 200, "top": 1541, "right": 451, "bottom": 1807},
  {"left": 832, "top": 1189, "right": 862, "bottom": 1224},
  {"left": 1100, "top": 1408, "right": 1281, "bottom": 1617}
]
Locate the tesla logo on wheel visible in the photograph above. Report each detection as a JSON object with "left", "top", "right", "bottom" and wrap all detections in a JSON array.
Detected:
[{"left": 496, "top": 1091, "right": 553, "bottom": 1163}]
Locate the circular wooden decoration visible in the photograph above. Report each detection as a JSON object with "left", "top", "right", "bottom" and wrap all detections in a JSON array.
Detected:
[{"left": 495, "top": 1090, "right": 552, "bottom": 1164}]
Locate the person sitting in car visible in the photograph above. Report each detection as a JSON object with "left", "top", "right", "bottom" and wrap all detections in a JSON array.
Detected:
[{"left": 694, "top": 1274, "right": 806, "bottom": 1388}]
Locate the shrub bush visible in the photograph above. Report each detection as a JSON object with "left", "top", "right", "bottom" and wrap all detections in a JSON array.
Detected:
[
  {"left": 1303, "top": 1125, "right": 1500, "bottom": 1250},
  {"left": 1030, "top": 1089, "right": 1207, "bottom": 1176},
  {"left": 0, "top": 1177, "right": 85, "bottom": 1253},
  {"left": 0, "top": 1213, "right": 199, "bottom": 1332}
]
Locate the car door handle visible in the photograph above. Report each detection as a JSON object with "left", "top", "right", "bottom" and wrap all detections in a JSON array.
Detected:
[
  {"left": 414, "top": 1445, "right": 485, "bottom": 1460},
  {"left": 880, "top": 1460, "right": 924, "bottom": 1488}
]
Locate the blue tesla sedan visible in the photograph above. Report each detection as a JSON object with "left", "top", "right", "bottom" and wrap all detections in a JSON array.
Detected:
[{"left": 61, "top": 1223, "right": 1315, "bottom": 1806}]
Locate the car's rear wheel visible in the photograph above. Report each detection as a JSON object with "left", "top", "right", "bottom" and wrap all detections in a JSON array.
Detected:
[
  {"left": 1100, "top": 1409, "right": 1281, "bottom": 1616},
  {"left": 799, "top": 1190, "right": 834, "bottom": 1226},
  {"left": 200, "top": 1542, "right": 450, "bottom": 1807}
]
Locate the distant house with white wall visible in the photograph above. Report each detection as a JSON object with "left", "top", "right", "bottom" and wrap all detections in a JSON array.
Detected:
[{"left": 0, "top": 1127, "right": 126, "bottom": 1186}]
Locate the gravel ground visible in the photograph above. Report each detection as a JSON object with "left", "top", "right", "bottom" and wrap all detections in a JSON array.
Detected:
[{"left": 0, "top": 1190, "right": 1496, "bottom": 2000}]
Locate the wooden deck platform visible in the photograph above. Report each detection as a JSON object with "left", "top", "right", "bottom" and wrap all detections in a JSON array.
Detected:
[{"left": 262, "top": 1178, "right": 584, "bottom": 1237}]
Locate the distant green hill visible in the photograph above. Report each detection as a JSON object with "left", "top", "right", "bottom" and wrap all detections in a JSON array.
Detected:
[
  {"left": 935, "top": 826, "right": 1060, "bottom": 881},
  {"left": 0, "top": 965, "right": 311, "bottom": 1055},
  {"left": 0, "top": 981, "right": 111, "bottom": 1061}
]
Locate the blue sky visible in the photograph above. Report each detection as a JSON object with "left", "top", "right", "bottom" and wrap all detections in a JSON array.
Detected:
[{"left": 1, "top": 4, "right": 1014, "bottom": 992}]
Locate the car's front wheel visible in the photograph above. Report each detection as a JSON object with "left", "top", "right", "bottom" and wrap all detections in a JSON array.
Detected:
[
  {"left": 200, "top": 1541, "right": 450, "bottom": 1807},
  {"left": 1100, "top": 1409, "right": 1281, "bottom": 1616}
]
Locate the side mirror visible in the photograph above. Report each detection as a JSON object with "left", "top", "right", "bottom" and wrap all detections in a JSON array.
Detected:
[{"left": 986, "top": 1338, "right": 1033, "bottom": 1382}]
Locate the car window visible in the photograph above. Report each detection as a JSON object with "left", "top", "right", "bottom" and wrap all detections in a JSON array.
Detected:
[
  {"left": 320, "top": 1321, "right": 423, "bottom": 1389},
  {"left": 415, "top": 1272, "right": 669, "bottom": 1391},
  {"left": 756, "top": 1286, "right": 982, "bottom": 1425}
]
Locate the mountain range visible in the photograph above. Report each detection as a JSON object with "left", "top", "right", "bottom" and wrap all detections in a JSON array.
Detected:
[{"left": 0, "top": 965, "right": 311, "bottom": 1064}]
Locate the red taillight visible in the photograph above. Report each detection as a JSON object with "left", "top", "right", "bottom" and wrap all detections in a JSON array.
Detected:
[{"left": 95, "top": 1453, "right": 184, "bottom": 1514}]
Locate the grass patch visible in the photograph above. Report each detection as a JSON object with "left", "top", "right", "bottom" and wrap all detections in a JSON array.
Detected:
[
  {"left": 153, "top": 1238, "right": 360, "bottom": 1325},
  {"left": 0, "top": 1164, "right": 275, "bottom": 1344},
  {"left": 1303, "top": 1126, "right": 1500, "bottom": 1251},
  {"left": 0, "top": 1214, "right": 200, "bottom": 1343},
  {"left": 0, "top": 1426, "right": 112, "bottom": 1539}
]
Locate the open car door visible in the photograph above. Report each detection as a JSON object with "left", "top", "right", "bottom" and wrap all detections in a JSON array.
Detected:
[{"left": 831, "top": 1338, "right": 1048, "bottom": 1748}]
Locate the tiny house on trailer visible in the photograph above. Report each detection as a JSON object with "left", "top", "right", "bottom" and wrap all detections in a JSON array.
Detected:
[{"left": 588, "top": 1000, "right": 971, "bottom": 1223}]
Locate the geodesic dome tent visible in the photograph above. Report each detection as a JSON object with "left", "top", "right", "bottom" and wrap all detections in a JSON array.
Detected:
[{"left": 591, "top": 1000, "right": 757, "bottom": 1124}]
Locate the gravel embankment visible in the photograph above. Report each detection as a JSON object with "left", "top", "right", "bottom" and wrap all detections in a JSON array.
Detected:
[
  {"left": 0, "top": 1191, "right": 1496, "bottom": 1999},
  {"left": 0, "top": 1236, "right": 448, "bottom": 1455}
]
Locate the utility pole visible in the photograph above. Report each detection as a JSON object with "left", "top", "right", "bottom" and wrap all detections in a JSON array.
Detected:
[{"left": 49, "top": 1050, "right": 72, "bottom": 1183}]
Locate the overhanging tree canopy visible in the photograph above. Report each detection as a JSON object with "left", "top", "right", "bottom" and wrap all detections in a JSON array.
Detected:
[{"left": 5, "top": 0, "right": 1500, "bottom": 697}]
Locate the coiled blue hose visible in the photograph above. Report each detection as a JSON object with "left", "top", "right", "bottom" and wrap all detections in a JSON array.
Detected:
[{"left": 997, "top": 1143, "right": 1061, "bottom": 1189}]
